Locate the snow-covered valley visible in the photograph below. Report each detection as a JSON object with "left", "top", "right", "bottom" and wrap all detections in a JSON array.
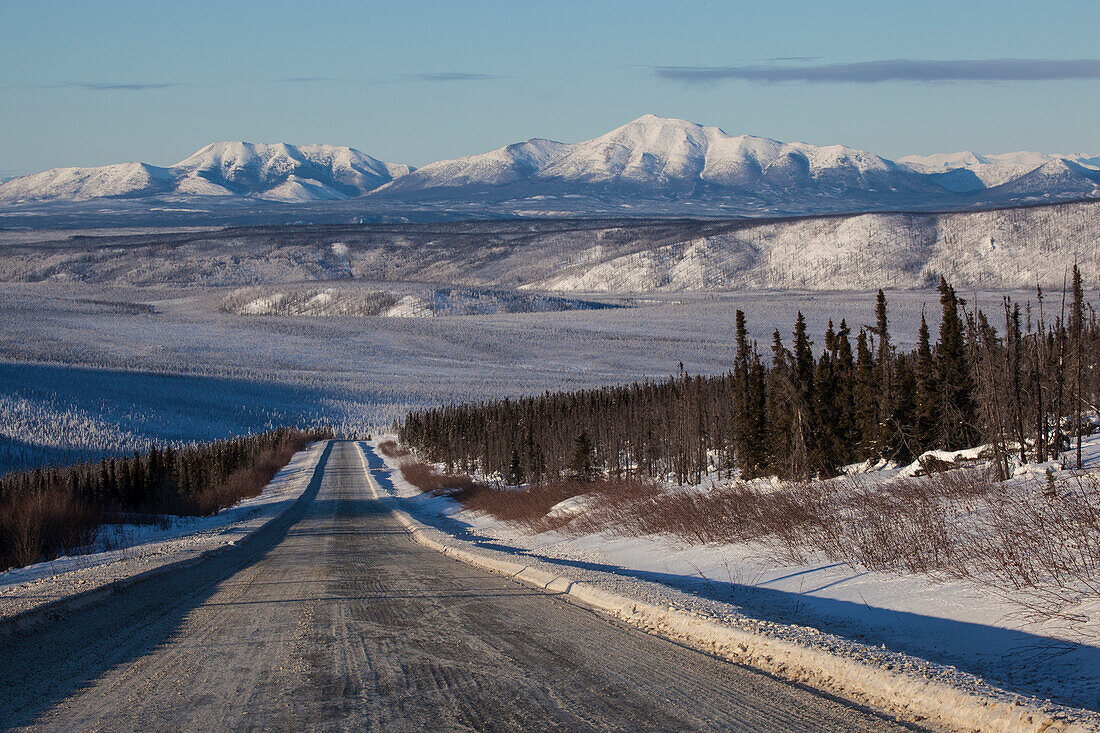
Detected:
[{"left": 3, "top": 211, "right": 1099, "bottom": 727}]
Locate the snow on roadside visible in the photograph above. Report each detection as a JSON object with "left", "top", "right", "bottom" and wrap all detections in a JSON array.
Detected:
[
  {"left": 0, "top": 441, "right": 327, "bottom": 623},
  {"left": 367, "top": 438, "right": 1100, "bottom": 726}
]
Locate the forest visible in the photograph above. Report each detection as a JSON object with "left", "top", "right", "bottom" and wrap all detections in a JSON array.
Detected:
[
  {"left": 0, "top": 427, "right": 330, "bottom": 571},
  {"left": 400, "top": 272, "right": 1100, "bottom": 486}
]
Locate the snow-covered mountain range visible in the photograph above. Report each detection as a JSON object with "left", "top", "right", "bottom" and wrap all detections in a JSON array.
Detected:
[
  {"left": 2, "top": 115, "right": 1097, "bottom": 216},
  {"left": 376, "top": 115, "right": 940, "bottom": 201},
  {"left": 0, "top": 142, "right": 412, "bottom": 203}
]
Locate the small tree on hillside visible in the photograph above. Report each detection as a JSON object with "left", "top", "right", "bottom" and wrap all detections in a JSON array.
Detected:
[{"left": 570, "top": 430, "right": 594, "bottom": 481}]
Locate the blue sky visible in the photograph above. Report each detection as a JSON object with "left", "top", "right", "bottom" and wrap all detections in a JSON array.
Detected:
[{"left": 2, "top": 0, "right": 1099, "bottom": 177}]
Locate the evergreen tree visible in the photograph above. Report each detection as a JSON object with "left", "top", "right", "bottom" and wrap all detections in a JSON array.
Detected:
[
  {"left": 892, "top": 356, "right": 918, "bottom": 462},
  {"left": 790, "top": 312, "right": 817, "bottom": 478},
  {"left": 833, "top": 320, "right": 857, "bottom": 464},
  {"left": 117, "top": 459, "right": 132, "bottom": 507},
  {"left": 914, "top": 313, "right": 938, "bottom": 452},
  {"left": 733, "top": 309, "right": 751, "bottom": 465},
  {"left": 936, "top": 277, "right": 978, "bottom": 450},
  {"left": 130, "top": 451, "right": 146, "bottom": 507},
  {"left": 765, "top": 330, "right": 793, "bottom": 476},
  {"left": 740, "top": 354, "right": 769, "bottom": 478},
  {"left": 853, "top": 329, "right": 878, "bottom": 459},
  {"left": 570, "top": 430, "right": 594, "bottom": 480},
  {"left": 874, "top": 289, "right": 897, "bottom": 455},
  {"left": 812, "top": 350, "right": 840, "bottom": 475},
  {"left": 508, "top": 449, "right": 523, "bottom": 485}
]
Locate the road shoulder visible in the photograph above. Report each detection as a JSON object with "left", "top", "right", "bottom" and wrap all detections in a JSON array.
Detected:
[
  {"left": 0, "top": 441, "right": 331, "bottom": 635},
  {"left": 360, "top": 440, "right": 1099, "bottom": 733}
]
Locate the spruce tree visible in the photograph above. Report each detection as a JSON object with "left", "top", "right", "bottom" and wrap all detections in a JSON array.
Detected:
[
  {"left": 874, "top": 289, "right": 896, "bottom": 455},
  {"left": 508, "top": 449, "right": 523, "bottom": 485},
  {"left": 853, "top": 329, "right": 878, "bottom": 460},
  {"left": 741, "top": 354, "right": 769, "bottom": 478},
  {"left": 733, "top": 310, "right": 751, "bottom": 465},
  {"left": 833, "top": 320, "right": 858, "bottom": 465},
  {"left": 914, "top": 313, "right": 938, "bottom": 452},
  {"left": 935, "top": 277, "right": 978, "bottom": 450},
  {"left": 765, "top": 330, "right": 793, "bottom": 476},
  {"left": 570, "top": 430, "right": 594, "bottom": 481},
  {"left": 892, "top": 356, "right": 918, "bottom": 462},
  {"left": 790, "top": 312, "right": 817, "bottom": 478},
  {"left": 812, "top": 350, "right": 840, "bottom": 475}
]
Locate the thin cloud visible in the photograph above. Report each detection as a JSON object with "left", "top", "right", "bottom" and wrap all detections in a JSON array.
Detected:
[
  {"left": 405, "top": 72, "right": 499, "bottom": 82},
  {"left": 766, "top": 56, "right": 823, "bottom": 63},
  {"left": 34, "top": 81, "right": 184, "bottom": 91},
  {"left": 277, "top": 76, "right": 340, "bottom": 83},
  {"left": 654, "top": 58, "right": 1100, "bottom": 84}
]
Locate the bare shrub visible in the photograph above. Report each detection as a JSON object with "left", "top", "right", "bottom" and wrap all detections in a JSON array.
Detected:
[
  {"left": 378, "top": 440, "right": 410, "bottom": 459},
  {"left": 185, "top": 439, "right": 299, "bottom": 516},
  {"left": 465, "top": 479, "right": 606, "bottom": 530},
  {"left": 398, "top": 459, "right": 482, "bottom": 494},
  {"left": 402, "top": 452, "right": 1100, "bottom": 622},
  {"left": 0, "top": 486, "right": 99, "bottom": 568}
]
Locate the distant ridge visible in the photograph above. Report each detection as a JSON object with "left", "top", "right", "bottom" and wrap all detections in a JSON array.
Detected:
[
  {"left": 2, "top": 115, "right": 1098, "bottom": 216},
  {"left": 0, "top": 142, "right": 412, "bottom": 203}
]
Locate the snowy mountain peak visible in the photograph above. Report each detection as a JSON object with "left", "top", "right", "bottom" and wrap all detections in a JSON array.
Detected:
[
  {"left": 613, "top": 113, "right": 716, "bottom": 136},
  {"left": 533, "top": 115, "right": 921, "bottom": 195},
  {"left": 172, "top": 141, "right": 407, "bottom": 199},
  {"left": 898, "top": 151, "right": 990, "bottom": 171},
  {"left": 376, "top": 138, "right": 571, "bottom": 193},
  {"left": 0, "top": 162, "right": 176, "bottom": 202},
  {"left": 899, "top": 149, "right": 1100, "bottom": 191},
  {"left": 0, "top": 142, "right": 410, "bottom": 203}
]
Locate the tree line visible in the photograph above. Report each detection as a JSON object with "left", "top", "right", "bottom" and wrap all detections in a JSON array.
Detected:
[
  {"left": 0, "top": 427, "right": 330, "bottom": 571},
  {"left": 399, "top": 273, "right": 1099, "bottom": 485}
]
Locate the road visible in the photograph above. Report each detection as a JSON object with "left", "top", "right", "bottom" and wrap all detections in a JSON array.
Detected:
[{"left": 0, "top": 441, "right": 915, "bottom": 731}]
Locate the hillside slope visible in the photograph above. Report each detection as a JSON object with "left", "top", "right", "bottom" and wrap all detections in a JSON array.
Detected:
[{"left": 1, "top": 200, "right": 1096, "bottom": 292}]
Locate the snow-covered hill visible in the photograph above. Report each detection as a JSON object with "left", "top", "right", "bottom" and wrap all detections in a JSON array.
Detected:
[
  {"left": 377, "top": 139, "right": 569, "bottom": 193},
  {"left": 979, "top": 158, "right": 1100, "bottom": 201},
  {"left": 3, "top": 199, "right": 1097, "bottom": 292},
  {"left": 373, "top": 115, "right": 947, "bottom": 208},
  {"left": 518, "top": 201, "right": 1100, "bottom": 292},
  {"left": 0, "top": 162, "right": 177, "bottom": 202},
  {"left": 899, "top": 150, "right": 1100, "bottom": 193},
  {"left": 537, "top": 115, "right": 938, "bottom": 195},
  {"left": 0, "top": 143, "right": 411, "bottom": 203},
  {"left": 173, "top": 142, "right": 411, "bottom": 201}
]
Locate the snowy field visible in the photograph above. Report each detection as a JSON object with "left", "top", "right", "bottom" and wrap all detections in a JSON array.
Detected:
[{"left": 0, "top": 278, "right": 1039, "bottom": 473}]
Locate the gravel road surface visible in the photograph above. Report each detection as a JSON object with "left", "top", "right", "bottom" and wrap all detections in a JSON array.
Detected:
[{"left": 0, "top": 441, "right": 916, "bottom": 731}]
